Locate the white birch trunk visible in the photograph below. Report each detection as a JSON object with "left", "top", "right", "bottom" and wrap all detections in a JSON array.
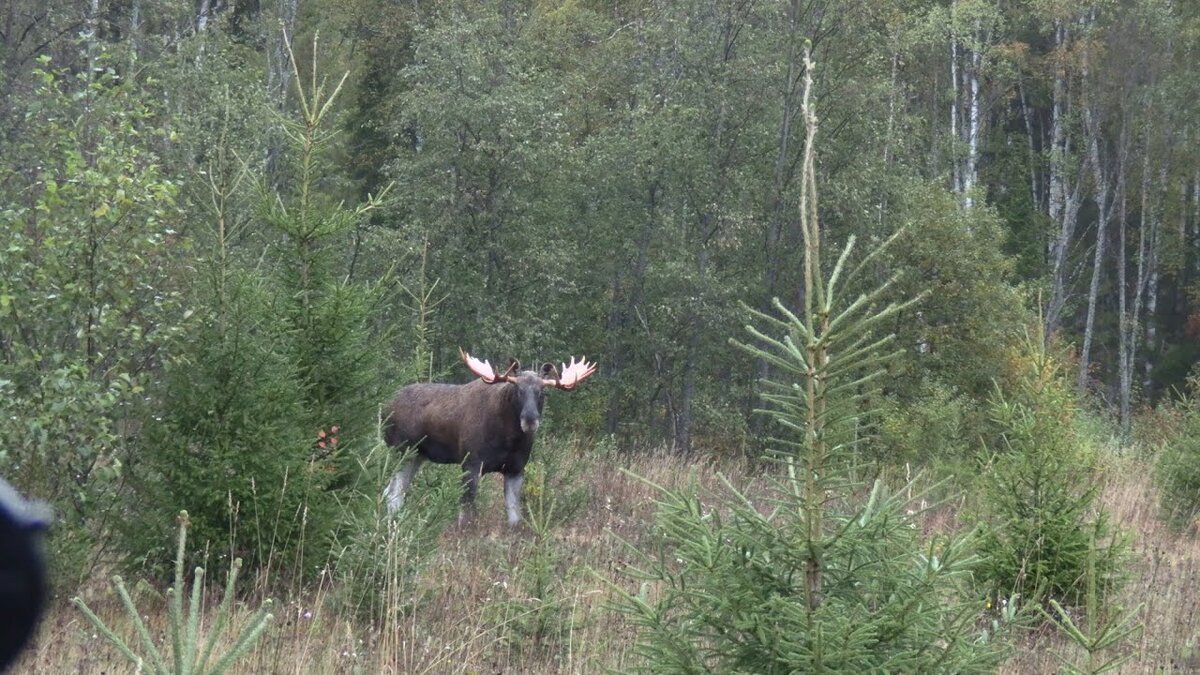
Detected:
[
  {"left": 1115, "top": 134, "right": 1132, "bottom": 430},
  {"left": 85, "top": 0, "right": 100, "bottom": 76},
  {"left": 197, "top": 0, "right": 212, "bottom": 32},
  {"left": 1076, "top": 30, "right": 1113, "bottom": 393},
  {"left": 963, "top": 18, "right": 984, "bottom": 209},
  {"left": 1143, "top": 167, "right": 1164, "bottom": 393},
  {"left": 265, "top": 0, "right": 300, "bottom": 180},
  {"left": 1018, "top": 75, "right": 1040, "bottom": 211},
  {"left": 1126, "top": 142, "right": 1152, "bottom": 425},
  {"left": 949, "top": 4, "right": 961, "bottom": 195},
  {"left": 1045, "top": 20, "right": 1085, "bottom": 343},
  {"left": 1194, "top": 168, "right": 1200, "bottom": 275}
]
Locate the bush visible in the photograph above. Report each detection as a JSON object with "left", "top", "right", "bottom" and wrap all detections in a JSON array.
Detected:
[
  {"left": 878, "top": 378, "right": 972, "bottom": 466},
  {"left": 0, "top": 58, "right": 185, "bottom": 585},
  {"left": 611, "top": 54, "right": 1007, "bottom": 672},
  {"left": 125, "top": 271, "right": 337, "bottom": 579},
  {"left": 326, "top": 445, "right": 457, "bottom": 623},
  {"left": 1155, "top": 382, "right": 1200, "bottom": 529},
  {"left": 973, "top": 330, "right": 1124, "bottom": 608}
]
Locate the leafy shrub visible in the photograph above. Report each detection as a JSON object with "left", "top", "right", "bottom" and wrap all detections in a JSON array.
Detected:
[
  {"left": 521, "top": 436, "right": 593, "bottom": 529},
  {"left": 485, "top": 500, "right": 577, "bottom": 657},
  {"left": 0, "top": 58, "right": 185, "bottom": 585}
]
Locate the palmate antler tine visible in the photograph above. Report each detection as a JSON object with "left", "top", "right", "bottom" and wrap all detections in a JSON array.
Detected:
[
  {"left": 554, "top": 356, "right": 597, "bottom": 389},
  {"left": 460, "top": 348, "right": 499, "bottom": 383}
]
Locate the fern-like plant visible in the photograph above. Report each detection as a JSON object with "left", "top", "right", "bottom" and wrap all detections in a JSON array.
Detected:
[{"left": 73, "top": 511, "right": 273, "bottom": 674}]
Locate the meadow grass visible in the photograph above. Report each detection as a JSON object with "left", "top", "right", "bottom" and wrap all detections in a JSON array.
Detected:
[{"left": 15, "top": 436, "right": 1199, "bottom": 673}]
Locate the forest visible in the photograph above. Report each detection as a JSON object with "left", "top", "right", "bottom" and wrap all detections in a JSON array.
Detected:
[{"left": 2, "top": 0, "right": 1200, "bottom": 672}]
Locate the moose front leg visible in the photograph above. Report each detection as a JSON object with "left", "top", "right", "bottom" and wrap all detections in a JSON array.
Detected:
[{"left": 503, "top": 472, "right": 524, "bottom": 527}]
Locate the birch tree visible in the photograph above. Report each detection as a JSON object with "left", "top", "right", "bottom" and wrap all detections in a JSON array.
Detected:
[{"left": 1044, "top": 12, "right": 1089, "bottom": 343}]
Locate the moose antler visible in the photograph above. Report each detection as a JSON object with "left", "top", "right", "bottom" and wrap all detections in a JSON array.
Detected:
[
  {"left": 547, "top": 356, "right": 597, "bottom": 389},
  {"left": 460, "top": 349, "right": 512, "bottom": 384}
]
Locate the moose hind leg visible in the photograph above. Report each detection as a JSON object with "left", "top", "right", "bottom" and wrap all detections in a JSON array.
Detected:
[
  {"left": 503, "top": 473, "right": 524, "bottom": 527},
  {"left": 384, "top": 455, "right": 425, "bottom": 515},
  {"left": 458, "top": 463, "right": 483, "bottom": 525}
]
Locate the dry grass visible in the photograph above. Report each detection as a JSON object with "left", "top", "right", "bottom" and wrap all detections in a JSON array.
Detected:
[
  {"left": 14, "top": 440, "right": 1200, "bottom": 673},
  {"left": 1000, "top": 449, "right": 1200, "bottom": 673}
]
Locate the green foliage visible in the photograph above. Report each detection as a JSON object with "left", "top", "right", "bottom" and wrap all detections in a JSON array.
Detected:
[
  {"left": 327, "top": 446, "right": 457, "bottom": 622},
  {"left": 878, "top": 378, "right": 972, "bottom": 466},
  {"left": 974, "top": 329, "right": 1124, "bottom": 607},
  {"left": 880, "top": 182, "right": 1023, "bottom": 403},
  {"left": 73, "top": 511, "right": 274, "bottom": 675},
  {"left": 0, "top": 56, "right": 185, "bottom": 583},
  {"left": 483, "top": 437, "right": 599, "bottom": 654},
  {"left": 611, "top": 55, "right": 1006, "bottom": 673},
  {"left": 125, "top": 38, "right": 393, "bottom": 578},
  {"left": 487, "top": 494, "right": 577, "bottom": 656},
  {"left": 1154, "top": 379, "right": 1200, "bottom": 528},
  {"left": 1041, "top": 529, "right": 1144, "bottom": 675},
  {"left": 521, "top": 436, "right": 594, "bottom": 530},
  {"left": 613, "top": 474, "right": 1007, "bottom": 673}
]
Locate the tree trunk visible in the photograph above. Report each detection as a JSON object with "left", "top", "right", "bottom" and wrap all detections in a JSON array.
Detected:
[
  {"left": 1045, "top": 20, "right": 1085, "bottom": 343},
  {"left": 1018, "top": 74, "right": 1041, "bottom": 211},
  {"left": 85, "top": 0, "right": 100, "bottom": 76},
  {"left": 605, "top": 182, "right": 659, "bottom": 440},
  {"left": 197, "top": 0, "right": 213, "bottom": 32},
  {"left": 1076, "top": 65, "right": 1112, "bottom": 394},
  {"left": 1143, "top": 170, "right": 1163, "bottom": 395},
  {"left": 1116, "top": 133, "right": 1133, "bottom": 431},
  {"left": 265, "top": 0, "right": 300, "bottom": 181},
  {"left": 604, "top": 271, "right": 625, "bottom": 436},
  {"left": 949, "top": 10, "right": 961, "bottom": 195},
  {"left": 963, "top": 18, "right": 984, "bottom": 209}
]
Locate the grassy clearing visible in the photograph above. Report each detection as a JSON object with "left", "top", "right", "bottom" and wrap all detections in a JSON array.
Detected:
[
  {"left": 999, "top": 448, "right": 1200, "bottom": 673},
  {"left": 15, "top": 438, "right": 1200, "bottom": 673}
]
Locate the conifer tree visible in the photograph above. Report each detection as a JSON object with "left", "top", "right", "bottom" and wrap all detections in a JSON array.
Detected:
[{"left": 610, "top": 47, "right": 1009, "bottom": 673}]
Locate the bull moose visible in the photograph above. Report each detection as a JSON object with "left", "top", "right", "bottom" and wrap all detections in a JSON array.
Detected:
[{"left": 382, "top": 349, "right": 597, "bottom": 526}]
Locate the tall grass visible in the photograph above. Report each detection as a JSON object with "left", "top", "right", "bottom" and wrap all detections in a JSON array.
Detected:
[{"left": 15, "top": 434, "right": 1200, "bottom": 673}]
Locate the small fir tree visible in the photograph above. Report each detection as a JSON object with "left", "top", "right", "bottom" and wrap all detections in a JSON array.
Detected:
[
  {"left": 609, "top": 47, "right": 1009, "bottom": 673},
  {"left": 974, "top": 326, "right": 1124, "bottom": 609},
  {"left": 128, "top": 36, "right": 392, "bottom": 579},
  {"left": 1155, "top": 374, "right": 1200, "bottom": 529}
]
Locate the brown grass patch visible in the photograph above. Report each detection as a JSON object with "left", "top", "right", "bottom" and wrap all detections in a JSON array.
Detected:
[{"left": 15, "top": 442, "right": 1200, "bottom": 673}]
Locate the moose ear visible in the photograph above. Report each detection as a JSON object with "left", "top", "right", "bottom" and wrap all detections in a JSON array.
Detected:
[
  {"left": 502, "top": 358, "right": 521, "bottom": 378},
  {"left": 540, "top": 362, "right": 558, "bottom": 379}
]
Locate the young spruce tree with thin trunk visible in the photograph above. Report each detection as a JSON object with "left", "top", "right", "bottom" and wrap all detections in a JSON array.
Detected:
[{"left": 610, "top": 47, "right": 1009, "bottom": 673}]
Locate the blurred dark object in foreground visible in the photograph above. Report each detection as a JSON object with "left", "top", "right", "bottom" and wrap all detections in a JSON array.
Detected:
[{"left": 0, "top": 477, "right": 50, "bottom": 672}]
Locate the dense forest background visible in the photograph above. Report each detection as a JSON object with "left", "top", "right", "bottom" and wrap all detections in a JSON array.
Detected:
[
  {"left": 6, "top": 0, "right": 1199, "bottom": 453},
  {"left": 3, "top": 0, "right": 1200, "bottom": 671}
]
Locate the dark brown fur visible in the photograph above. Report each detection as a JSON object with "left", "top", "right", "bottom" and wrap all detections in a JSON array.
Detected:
[
  {"left": 382, "top": 368, "right": 549, "bottom": 524},
  {"left": 383, "top": 378, "right": 537, "bottom": 475}
]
